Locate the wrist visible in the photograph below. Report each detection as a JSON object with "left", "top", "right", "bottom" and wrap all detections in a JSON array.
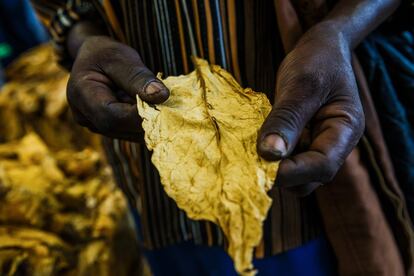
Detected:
[
  {"left": 319, "top": 0, "right": 401, "bottom": 49},
  {"left": 297, "top": 21, "right": 352, "bottom": 59}
]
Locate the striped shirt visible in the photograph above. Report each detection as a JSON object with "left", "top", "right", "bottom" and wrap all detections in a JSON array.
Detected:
[{"left": 31, "top": 0, "right": 323, "bottom": 258}]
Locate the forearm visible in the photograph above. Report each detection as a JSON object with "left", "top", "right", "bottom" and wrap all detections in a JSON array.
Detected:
[
  {"left": 306, "top": 0, "right": 400, "bottom": 49},
  {"left": 67, "top": 21, "right": 108, "bottom": 59}
]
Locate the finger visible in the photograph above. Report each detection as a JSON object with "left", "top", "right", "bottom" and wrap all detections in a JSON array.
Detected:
[
  {"left": 97, "top": 44, "right": 170, "bottom": 104},
  {"left": 69, "top": 107, "right": 92, "bottom": 128},
  {"left": 71, "top": 98, "right": 142, "bottom": 142},
  {"left": 292, "top": 125, "right": 311, "bottom": 155},
  {"left": 274, "top": 0, "right": 303, "bottom": 53},
  {"left": 68, "top": 94, "right": 117, "bottom": 136},
  {"left": 101, "top": 101, "right": 143, "bottom": 138},
  {"left": 115, "top": 89, "right": 137, "bottom": 104},
  {"left": 67, "top": 98, "right": 96, "bottom": 129},
  {"left": 257, "top": 72, "right": 323, "bottom": 160},
  {"left": 276, "top": 101, "right": 364, "bottom": 187},
  {"left": 67, "top": 73, "right": 143, "bottom": 140}
]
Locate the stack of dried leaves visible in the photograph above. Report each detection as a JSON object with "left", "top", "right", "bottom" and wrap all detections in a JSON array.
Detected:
[
  {"left": 0, "top": 44, "right": 99, "bottom": 150},
  {"left": 138, "top": 58, "right": 279, "bottom": 275},
  {"left": 0, "top": 45, "right": 141, "bottom": 276}
]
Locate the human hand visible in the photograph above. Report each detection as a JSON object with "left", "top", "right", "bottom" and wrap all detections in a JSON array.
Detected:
[
  {"left": 257, "top": 28, "right": 365, "bottom": 196},
  {"left": 67, "top": 36, "right": 169, "bottom": 141}
]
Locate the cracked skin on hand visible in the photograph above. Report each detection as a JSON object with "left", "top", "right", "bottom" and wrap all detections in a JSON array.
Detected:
[{"left": 137, "top": 57, "right": 279, "bottom": 275}]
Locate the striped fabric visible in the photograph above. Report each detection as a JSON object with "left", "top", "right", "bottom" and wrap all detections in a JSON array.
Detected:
[
  {"left": 30, "top": 0, "right": 103, "bottom": 68},
  {"left": 31, "top": 0, "right": 323, "bottom": 258}
]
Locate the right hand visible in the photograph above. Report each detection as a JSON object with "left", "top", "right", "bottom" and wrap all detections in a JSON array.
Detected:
[
  {"left": 257, "top": 28, "right": 365, "bottom": 196},
  {"left": 67, "top": 36, "right": 169, "bottom": 141}
]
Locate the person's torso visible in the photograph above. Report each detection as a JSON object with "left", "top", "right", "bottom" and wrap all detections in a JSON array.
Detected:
[{"left": 99, "top": 0, "right": 323, "bottom": 257}]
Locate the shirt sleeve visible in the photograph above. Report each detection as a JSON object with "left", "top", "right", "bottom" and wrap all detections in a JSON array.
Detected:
[
  {"left": 30, "top": 0, "right": 68, "bottom": 26},
  {"left": 30, "top": 0, "right": 103, "bottom": 68}
]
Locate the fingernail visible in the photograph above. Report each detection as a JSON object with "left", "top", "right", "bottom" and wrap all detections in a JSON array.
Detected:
[
  {"left": 145, "top": 80, "right": 167, "bottom": 95},
  {"left": 261, "top": 134, "right": 287, "bottom": 158}
]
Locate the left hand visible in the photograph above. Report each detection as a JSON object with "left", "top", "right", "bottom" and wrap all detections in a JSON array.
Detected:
[
  {"left": 257, "top": 28, "right": 365, "bottom": 196},
  {"left": 66, "top": 36, "right": 169, "bottom": 142}
]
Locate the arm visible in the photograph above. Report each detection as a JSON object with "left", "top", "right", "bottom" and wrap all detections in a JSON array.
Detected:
[
  {"left": 31, "top": 0, "right": 169, "bottom": 141},
  {"left": 323, "top": 0, "right": 400, "bottom": 49},
  {"left": 30, "top": 0, "right": 103, "bottom": 68},
  {"left": 258, "top": 0, "right": 401, "bottom": 195},
  {"left": 66, "top": 25, "right": 169, "bottom": 141}
]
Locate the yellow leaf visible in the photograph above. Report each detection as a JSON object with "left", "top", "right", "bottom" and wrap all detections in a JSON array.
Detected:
[{"left": 137, "top": 58, "right": 279, "bottom": 275}]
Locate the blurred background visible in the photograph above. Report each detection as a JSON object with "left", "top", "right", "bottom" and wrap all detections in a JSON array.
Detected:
[{"left": 0, "top": 1, "right": 146, "bottom": 275}]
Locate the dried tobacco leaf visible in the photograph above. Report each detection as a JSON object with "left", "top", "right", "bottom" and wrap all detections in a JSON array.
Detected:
[
  {"left": 0, "top": 132, "right": 140, "bottom": 275},
  {"left": 0, "top": 44, "right": 100, "bottom": 150},
  {"left": 137, "top": 58, "right": 279, "bottom": 275},
  {"left": 0, "top": 45, "right": 142, "bottom": 276}
]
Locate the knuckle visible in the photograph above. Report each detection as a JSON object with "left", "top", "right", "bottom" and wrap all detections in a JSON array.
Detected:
[
  {"left": 279, "top": 65, "right": 325, "bottom": 94},
  {"left": 341, "top": 106, "right": 365, "bottom": 139},
  {"left": 296, "top": 69, "right": 324, "bottom": 89},
  {"left": 342, "top": 112, "right": 359, "bottom": 129},
  {"left": 83, "top": 36, "right": 103, "bottom": 47}
]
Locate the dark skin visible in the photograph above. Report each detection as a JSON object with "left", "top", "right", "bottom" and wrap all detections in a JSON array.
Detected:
[{"left": 67, "top": 0, "right": 401, "bottom": 196}]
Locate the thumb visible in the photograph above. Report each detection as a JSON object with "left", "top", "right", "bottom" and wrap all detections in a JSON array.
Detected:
[
  {"left": 257, "top": 91, "right": 320, "bottom": 161},
  {"left": 99, "top": 45, "right": 169, "bottom": 104}
]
